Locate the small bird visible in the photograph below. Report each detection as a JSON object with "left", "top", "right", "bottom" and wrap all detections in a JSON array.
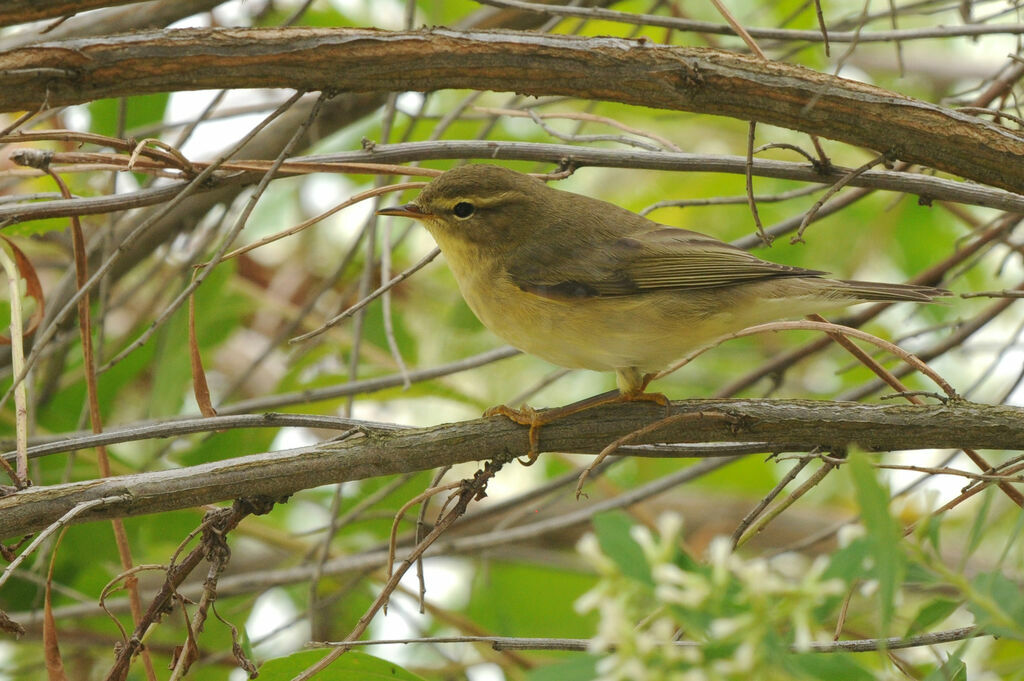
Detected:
[{"left": 379, "top": 164, "right": 947, "bottom": 455}]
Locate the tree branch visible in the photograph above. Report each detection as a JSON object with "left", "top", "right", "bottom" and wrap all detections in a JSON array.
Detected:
[
  {"left": 304, "top": 625, "right": 984, "bottom": 653},
  {"left": 475, "top": 0, "right": 1024, "bottom": 44},
  {"left": 2, "top": 398, "right": 1021, "bottom": 539},
  {"left": 0, "top": 0, "right": 225, "bottom": 49},
  {"left": 5, "top": 141, "right": 1023, "bottom": 225},
  {"left": 0, "top": 0, "right": 153, "bottom": 28},
  {"left": 1, "top": 28, "right": 1021, "bottom": 192}
]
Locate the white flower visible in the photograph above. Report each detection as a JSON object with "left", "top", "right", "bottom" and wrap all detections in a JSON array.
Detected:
[
  {"left": 575, "top": 586, "right": 605, "bottom": 615},
  {"left": 653, "top": 563, "right": 712, "bottom": 608},
  {"left": 837, "top": 523, "right": 866, "bottom": 548},
  {"left": 678, "top": 643, "right": 702, "bottom": 665},
  {"left": 791, "top": 611, "right": 813, "bottom": 651},
  {"left": 731, "top": 641, "right": 756, "bottom": 672},
  {"left": 631, "top": 525, "right": 658, "bottom": 561},
  {"left": 577, "top": 532, "right": 617, "bottom": 573},
  {"left": 707, "top": 536, "right": 733, "bottom": 586},
  {"left": 736, "top": 557, "right": 789, "bottom": 595},
  {"left": 709, "top": 614, "right": 752, "bottom": 639},
  {"left": 648, "top": 615, "right": 677, "bottom": 644},
  {"left": 679, "top": 670, "right": 709, "bottom": 681},
  {"left": 768, "top": 551, "right": 807, "bottom": 578},
  {"left": 657, "top": 512, "right": 684, "bottom": 545}
]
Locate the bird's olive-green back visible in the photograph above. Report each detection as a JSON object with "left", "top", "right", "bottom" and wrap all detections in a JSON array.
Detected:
[{"left": 413, "top": 164, "right": 825, "bottom": 300}]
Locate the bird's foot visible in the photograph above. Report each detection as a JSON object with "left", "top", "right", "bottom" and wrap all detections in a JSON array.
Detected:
[
  {"left": 619, "top": 389, "right": 670, "bottom": 408},
  {"left": 486, "top": 385, "right": 671, "bottom": 466},
  {"left": 484, "top": 404, "right": 544, "bottom": 465}
]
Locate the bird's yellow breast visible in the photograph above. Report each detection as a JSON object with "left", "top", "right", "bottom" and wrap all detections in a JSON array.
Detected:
[{"left": 436, "top": 233, "right": 742, "bottom": 374}]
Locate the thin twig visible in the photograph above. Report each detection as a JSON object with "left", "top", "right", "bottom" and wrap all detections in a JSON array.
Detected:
[
  {"left": 387, "top": 482, "right": 462, "bottom": 585},
  {"left": 709, "top": 0, "right": 767, "bottom": 58},
  {"left": 99, "top": 91, "right": 319, "bottom": 372},
  {"left": 576, "top": 411, "right": 734, "bottom": 498},
  {"left": 290, "top": 247, "right": 440, "bottom": 344},
  {"left": 215, "top": 181, "right": 427, "bottom": 263},
  {"left": 813, "top": 0, "right": 830, "bottom": 56},
  {"left": 0, "top": 246, "right": 28, "bottom": 487},
  {"left": 295, "top": 462, "right": 503, "bottom": 680},
  {"left": 7, "top": 143, "right": 1024, "bottom": 222},
  {"left": 744, "top": 121, "right": 771, "bottom": 245},
  {"left": 0, "top": 91, "right": 310, "bottom": 416},
  {"left": 658, "top": 319, "right": 957, "bottom": 399},
  {"left": 734, "top": 458, "right": 839, "bottom": 549},
  {"left": 475, "top": 106, "right": 682, "bottom": 151},
  {"left": 0, "top": 495, "right": 131, "bottom": 590},
  {"left": 960, "top": 289, "right": 1024, "bottom": 298},
  {"left": 309, "top": 625, "right": 983, "bottom": 653},
  {"left": 640, "top": 184, "right": 823, "bottom": 216},
  {"left": 792, "top": 151, "right": 890, "bottom": 243},
  {"left": 807, "top": 313, "right": 1022, "bottom": 509},
  {"left": 471, "top": 0, "right": 1024, "bottom": 43},
  {"left": 729, "top": 454, "right": 815, "bottom": 548}
]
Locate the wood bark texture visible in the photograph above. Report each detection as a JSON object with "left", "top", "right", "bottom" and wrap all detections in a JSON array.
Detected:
[
  {"left": 2, "top": 398, "right": 1022, "bottom": 539},
  {"left": 0, "top": 28, "right": 1021, "bottom": 192}
]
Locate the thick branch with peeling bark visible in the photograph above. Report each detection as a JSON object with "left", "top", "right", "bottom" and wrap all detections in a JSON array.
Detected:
[
  {"left": 2, "top": 399, "right": 1021, "bottom": 539},
  {"left": 0, "top": 28, "right": 1021, "bottom": 192}
]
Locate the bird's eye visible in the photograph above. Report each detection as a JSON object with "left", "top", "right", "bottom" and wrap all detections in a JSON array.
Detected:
[{"left": 452, "top": 201, "right": 475, "bottom": 219}]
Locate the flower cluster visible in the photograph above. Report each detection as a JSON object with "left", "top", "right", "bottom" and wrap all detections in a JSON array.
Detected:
[{"left": 575, "top": 513, "right": 846, "bottom": 681}]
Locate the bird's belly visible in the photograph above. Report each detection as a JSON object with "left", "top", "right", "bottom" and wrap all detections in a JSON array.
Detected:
[{"left": 459, "top": 277, "right": 748, "bottom": 374}]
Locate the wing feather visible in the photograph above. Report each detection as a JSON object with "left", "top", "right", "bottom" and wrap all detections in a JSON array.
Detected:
[{"left": 509, "top": 224, "right": 825, "bottom": 300}]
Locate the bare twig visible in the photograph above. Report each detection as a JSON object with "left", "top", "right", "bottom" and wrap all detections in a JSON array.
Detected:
[
  {"left": 709, "top": 0, "right": 767, "bottom": 58},
  {"left": 0, "top": 495, "right": 131, "bottom": 590},
  {"left": 294, "top": 461, "right": 503, "bottom": 680},
  {"left": 471, "top": 0, "right": 1024, "bottom": 43},
  {"left": 309, "top": 624, "right": 983, "bottom": 653}
]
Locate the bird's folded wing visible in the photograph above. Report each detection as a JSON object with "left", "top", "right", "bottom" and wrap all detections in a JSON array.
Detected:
[{"left": 510, "top": 227, "right": 826, "bottom": 299}]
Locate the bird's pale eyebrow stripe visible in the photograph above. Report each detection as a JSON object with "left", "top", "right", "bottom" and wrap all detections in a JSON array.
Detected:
[
  {"left": 470, "top": 190, "right": 527, "bottom": 207},
  {"left": 433, "top": 190, "right": 523, "bottom": 211}
]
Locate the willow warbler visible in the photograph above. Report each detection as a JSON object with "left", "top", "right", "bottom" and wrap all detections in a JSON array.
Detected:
[{"left": 379, "top": 164, "right": 947, "bottom": 398}]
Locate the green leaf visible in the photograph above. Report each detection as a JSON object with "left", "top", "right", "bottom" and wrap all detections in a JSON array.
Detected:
[
  {"left": 923, "top": 653, "right": 967, "bottom": 681},
  {"left": 848, "top": 453, "right": 905, "bottom": 637},
  {"left": 963, "top": 487, "right": 994, "bottom": 566},
  {"left": 259, "top": 650, "right": 426, "bottom": 680},
  {"left": 467, "top": 562, "right": 596, "bottom": 637},
  {"left": 89, "top": 93, "right": 169, "bottom": 139},
  {"left": 997, "top": 495, "right": 1024, "bottom": 569},
  {"left": 921, "top": 510, "right": 944, "bottom": 555},
  {"left": 783, "top": 651, "right": 875, "bottom": 681},
  {"left": 527, "top": 655, "right": 599, "bottom": 681},
  {"left": 673, "top": 543, "right": 700, "bottom": 573},
  {"left": 905, "top": 560, "right": 941, "bottom": 587},
  {"left": 967, "top": 571, "right": 1024, "bottom": 638},
  {"left": 822, "top": 537, "right": 869, "bottom": 585},
  {"left": 89, "top": 93, "right": 171, "bottom": 184},
  {"left": 593, "top": 511, "right": 652, "bottom": 584},
  {"left": 906, "top": 599, "right": 960, "bottom": 637},
  {"left": 2, "top": 216, "right": 72, "bottom": 238}
]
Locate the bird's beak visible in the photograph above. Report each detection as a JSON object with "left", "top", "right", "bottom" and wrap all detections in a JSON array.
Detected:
[{"left": 377, "top": 203, "right": 429, "bottom": 219}]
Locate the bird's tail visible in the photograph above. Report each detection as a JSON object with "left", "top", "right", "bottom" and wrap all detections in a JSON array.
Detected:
[{"left": 830, "top": 279, "right": 951, "bottom": 303}]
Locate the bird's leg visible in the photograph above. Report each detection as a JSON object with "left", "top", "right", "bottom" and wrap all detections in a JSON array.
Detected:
[
  {"left": 485, "top": 372, "right": 670, "bottom": 466},
  {"left": 485, "top": 390, "right": 618, "bottom": 466},
  {"left": 621, "top": 372, "right": 670, "bottom": 407}
]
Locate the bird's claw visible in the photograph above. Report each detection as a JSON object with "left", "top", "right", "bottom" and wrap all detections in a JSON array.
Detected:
[
  {"left": 484, "top": 404, "right": 543, "bottom": 465},
  {"left": 485, "top": 388, "right": 672, "bottom": 468},
  {"left": 623, "top": 390, "right": 671, "bottom": 410}
]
